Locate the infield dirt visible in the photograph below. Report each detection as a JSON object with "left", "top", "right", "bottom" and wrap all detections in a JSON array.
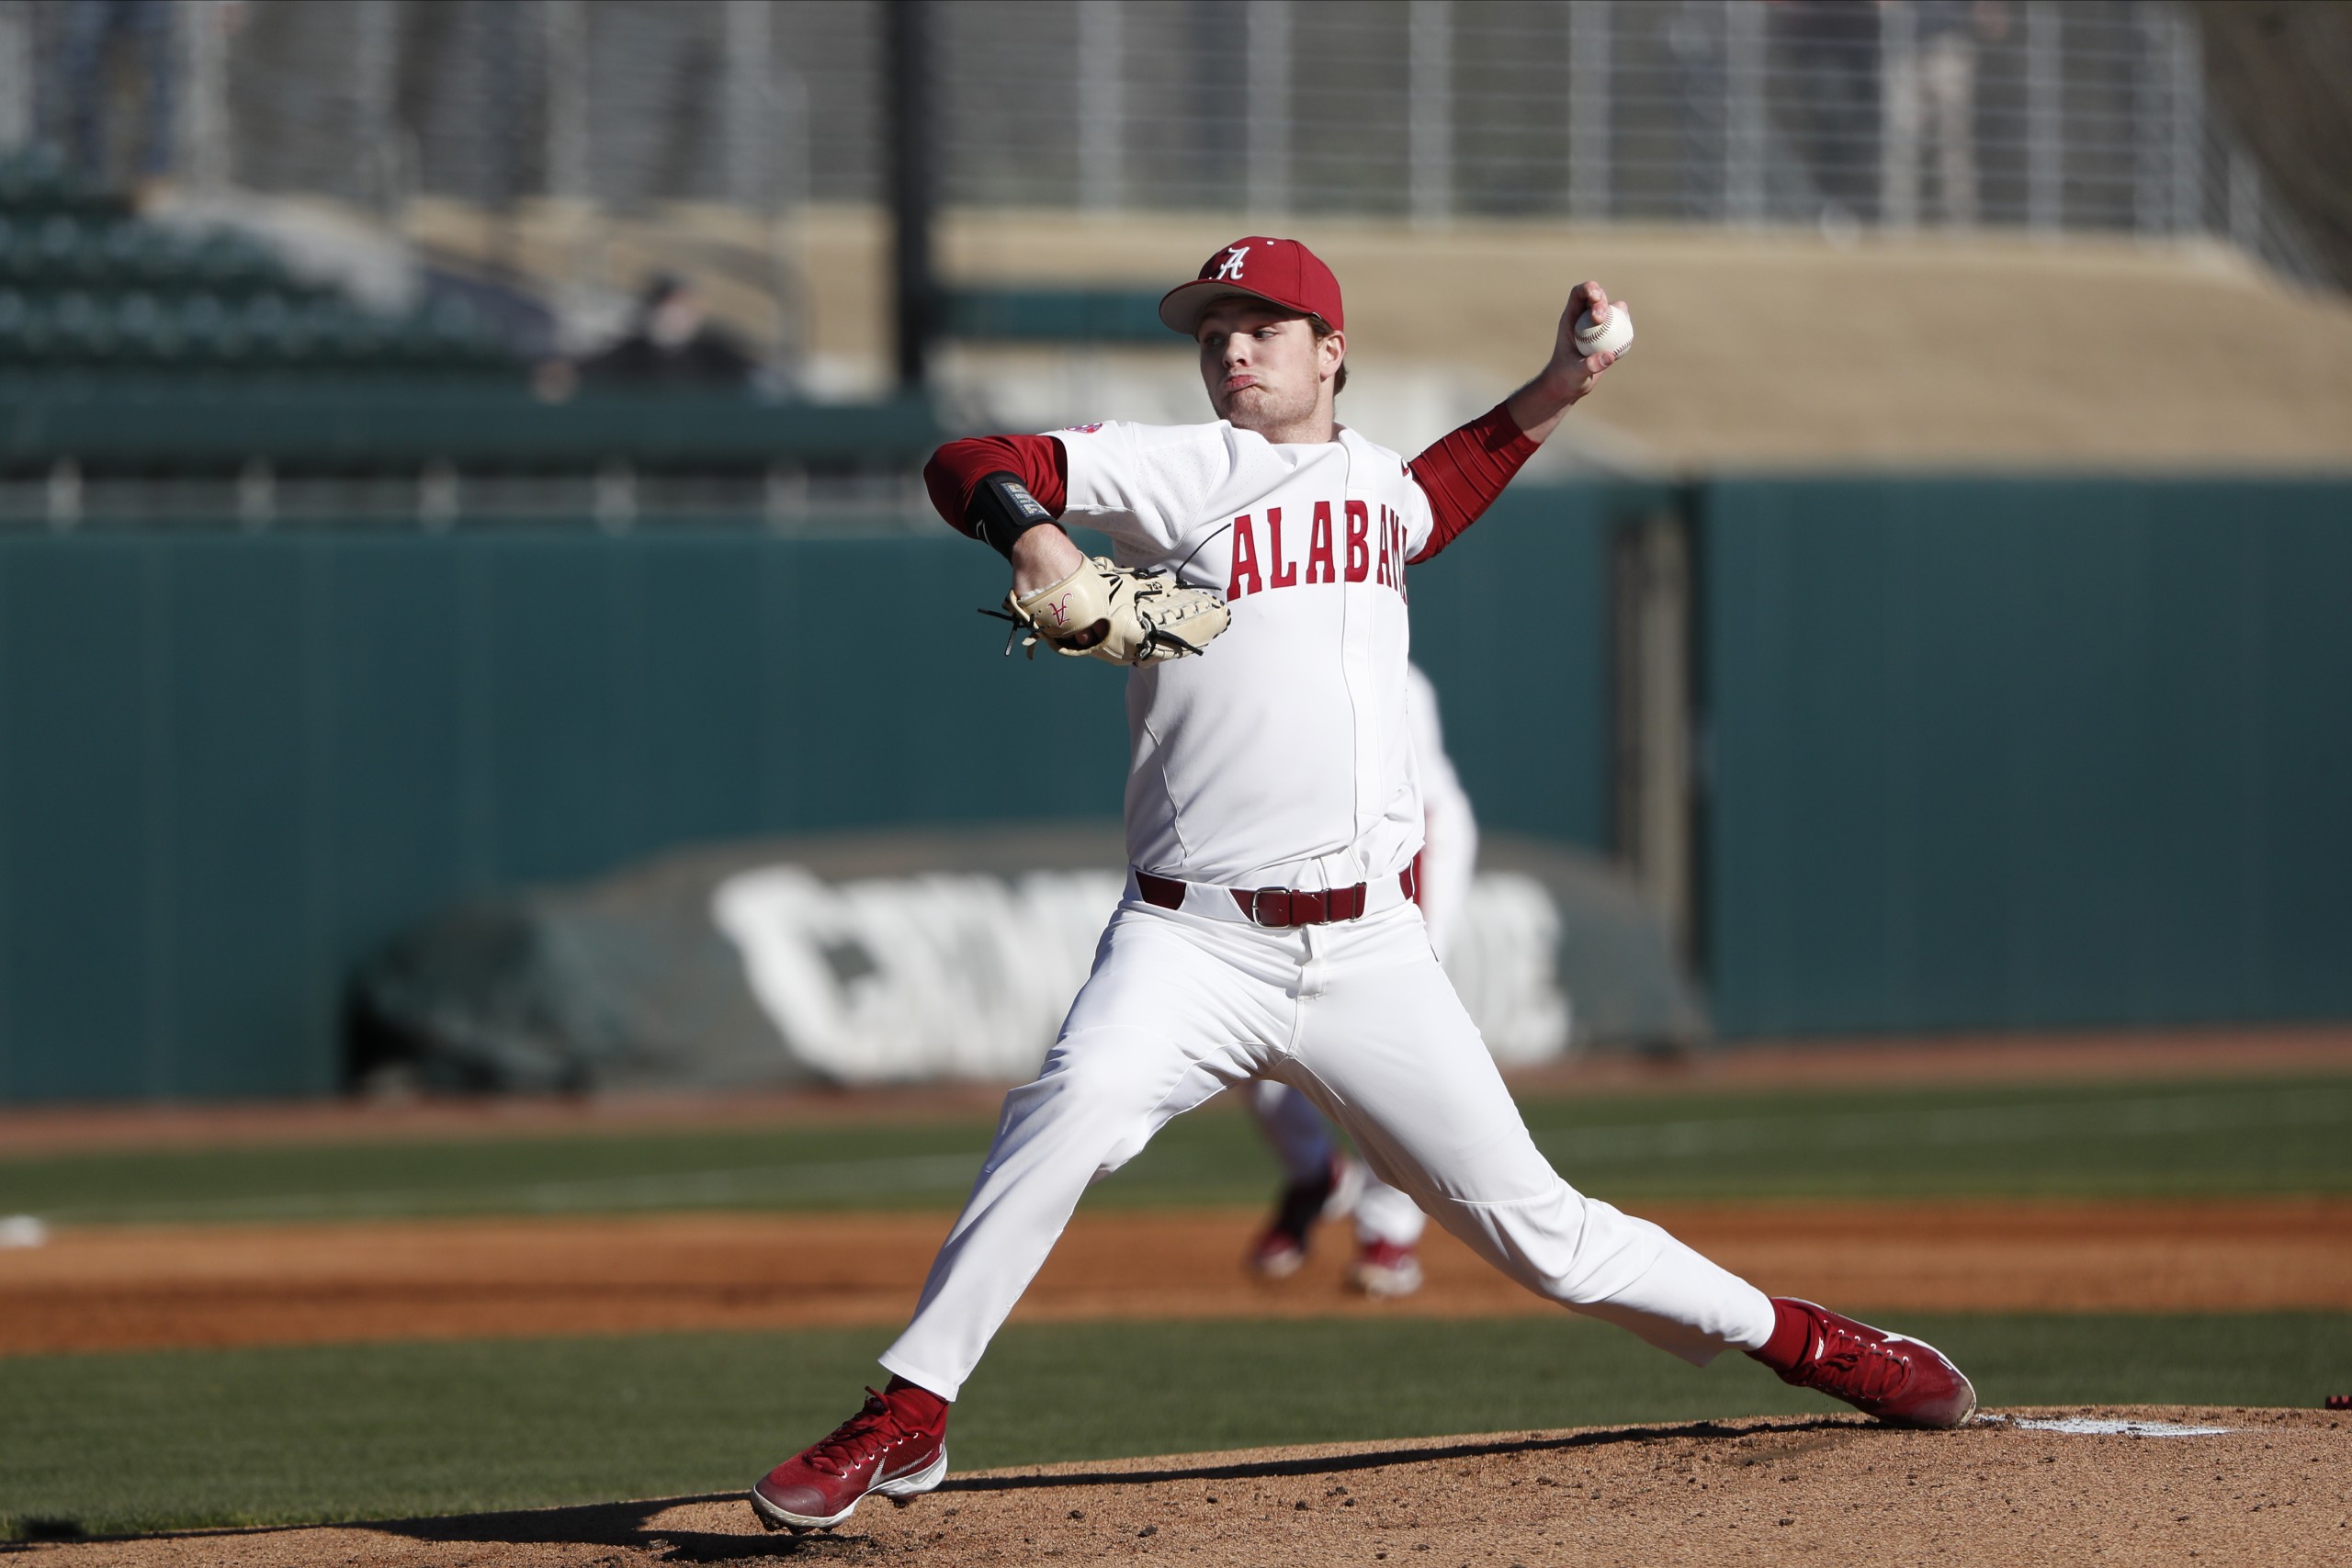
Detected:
[
  {"left": 5, "top": 1198, "right": 2348, "bottom": 1355},
  {"left": 14, "top": 1407, "right": 2345, "bottom": 1567}
]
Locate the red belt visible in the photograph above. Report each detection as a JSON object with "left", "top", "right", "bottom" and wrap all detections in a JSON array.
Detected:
[{"left": 1136, "top": 863, "right": 1419, "bottom": 929}]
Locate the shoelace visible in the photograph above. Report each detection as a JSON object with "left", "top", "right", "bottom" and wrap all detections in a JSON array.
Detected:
[
  {"left": 1797, "top": 1324, "right": 1912, "bottom": 1404},
  {"left": 802, "top": 1392, "right": 907, "bottom": 1478}
]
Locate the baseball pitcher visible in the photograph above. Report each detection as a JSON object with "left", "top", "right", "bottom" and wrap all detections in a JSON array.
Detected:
[{"left": 749, "top": 238, "right": 1975, "bottom": 1534}]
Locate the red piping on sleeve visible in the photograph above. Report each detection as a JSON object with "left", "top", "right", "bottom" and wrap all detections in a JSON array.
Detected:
[
  {"left": 922, "top": 434, "right": 1069, "bottom": 537},
  {"left": 1405, "top": 401, "right": 1541, "bottom": 564}
]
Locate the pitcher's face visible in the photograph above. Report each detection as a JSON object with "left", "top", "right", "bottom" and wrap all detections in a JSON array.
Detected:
[{"left": 1194, "top": 300, "right": 1341, "bottom": 436}]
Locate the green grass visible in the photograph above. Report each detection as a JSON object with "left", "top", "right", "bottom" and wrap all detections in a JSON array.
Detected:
[
  {"left": 2, "top": 1075, "right": 2346, "bottom": 1226},
  {"left": 4, "top": 1312, "right": 2345, "bottom": 1540}
]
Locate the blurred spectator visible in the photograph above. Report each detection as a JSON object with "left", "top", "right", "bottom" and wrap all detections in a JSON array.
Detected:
[
  {"left": 62, "top": 0, "right": 176, "bottom": 192},
  {"left": 1770, "top": 0, "right": 1883, "bottom": 224},
  {"left": 580, "top": 272, "right": 757, "bottom": 389},
  {"left": 1884, "top": 0, "right": 2009, "bottom": 227}
]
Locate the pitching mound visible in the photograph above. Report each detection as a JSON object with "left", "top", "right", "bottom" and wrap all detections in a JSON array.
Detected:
[{"left": 16, "top": 1407, "right": 2342, "bottom": 1566}]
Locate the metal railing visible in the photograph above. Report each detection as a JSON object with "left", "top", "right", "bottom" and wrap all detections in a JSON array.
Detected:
[
  {"left": 922, "top": 0, "right": 2324, "bottom": 281},
  {"left": 0, "top": 0, "right": 2324, "bottom": 280}
]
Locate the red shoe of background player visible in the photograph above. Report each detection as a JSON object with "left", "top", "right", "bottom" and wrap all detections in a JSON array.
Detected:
[
  {"left": 1344, "top": 1237, "right": 1426, "bottom": 1299},
  {"left": 749, "top": 1387, "right": 947, "bottom": 1533},
  {"left": 1756, "top": 1298, "right": 1977, "bottom": 1429}
]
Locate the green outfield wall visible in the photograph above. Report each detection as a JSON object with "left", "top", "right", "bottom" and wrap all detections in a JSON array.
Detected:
[
  {"left": 0, "top": 488, "right": 1623, "bottom": 1102},
  {"left": 1700, "top": 477, "right": 2352, "bottom": 1038},
  {"left": 6, "top": 475, "right": 2343, "bottom": 1102}
]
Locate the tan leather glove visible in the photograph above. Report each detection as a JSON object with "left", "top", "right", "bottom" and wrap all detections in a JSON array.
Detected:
[{"left": 1002, "top": 557, "right": 1231, "bottom": 665}]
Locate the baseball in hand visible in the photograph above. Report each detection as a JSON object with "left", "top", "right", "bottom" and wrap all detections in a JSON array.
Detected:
[{"left": 1574, "top": 303, "right": 1634, "bottom": 358}]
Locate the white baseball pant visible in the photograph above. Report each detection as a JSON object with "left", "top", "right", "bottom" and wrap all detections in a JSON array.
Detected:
[{"left": 879, "top": 883, "right": 1773, "bottom": 1401}]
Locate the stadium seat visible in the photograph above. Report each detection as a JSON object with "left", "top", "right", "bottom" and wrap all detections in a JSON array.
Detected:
[
  {"left": 55, "top": 291, "right": 121, "bottom": 362},
  {"left": 0, "top": 146, "right": 113, "bottom": 220},
  {"left": 0, "top": 290, "right": 48, "bottom": 363},
  {"left": 112, "top": 291, "right": 175, "bottom": 361},
  {"left": 175, "top": 293, "right": 245, "bottom": 361}
]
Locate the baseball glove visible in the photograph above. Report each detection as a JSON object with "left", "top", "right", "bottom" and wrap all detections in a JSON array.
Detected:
[{"left": 990, "top": 557, "right": 1231, "bottom": 665}]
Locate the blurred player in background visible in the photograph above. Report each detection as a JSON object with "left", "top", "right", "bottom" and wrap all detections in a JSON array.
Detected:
[{"left": 1245, "top": 663, "right": 1470, "bottom": 1298}]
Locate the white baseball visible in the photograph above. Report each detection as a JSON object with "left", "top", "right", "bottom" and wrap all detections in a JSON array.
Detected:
[{"left": 1573, "top": 304, "right": 1634, "bottom": 358}]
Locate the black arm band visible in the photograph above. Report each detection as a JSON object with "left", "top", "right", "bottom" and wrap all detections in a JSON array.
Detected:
[{"left": 967, "top": 470, "right": 1058, "bottom": 559}]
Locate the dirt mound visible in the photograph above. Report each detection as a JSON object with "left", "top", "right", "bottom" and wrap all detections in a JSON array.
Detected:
[
  {"left": 16, "top": 1407, "right": 2343, "bottom": 1566},
  {"left": 6, "top": 1199, "right": 2348, "bottom": 1356}
]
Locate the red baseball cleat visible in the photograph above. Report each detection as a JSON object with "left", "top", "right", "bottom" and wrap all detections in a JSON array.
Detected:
[
  {"left": 1756, "top": 1299, "right": 1977, "bottom": 1429},
  {"left": 1248, "top": 1224, "right": 1310, "bottom": 1279},
  {"left": 749, "top": 1387, "right": 948, "bottom": 1533},
  {"left": 1344, "top": 1237, "right": 1425, "bottom": 1299}
]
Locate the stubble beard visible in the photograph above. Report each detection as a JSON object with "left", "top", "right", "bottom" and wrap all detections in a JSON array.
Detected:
[{"left": 1214, "top": 379, "right": 1321, "bottom": 443}]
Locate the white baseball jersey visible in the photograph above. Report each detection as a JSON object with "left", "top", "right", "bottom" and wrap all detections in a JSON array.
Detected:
[{"left": 1051, "top": 420, "right": 1434, "bottom": 891}]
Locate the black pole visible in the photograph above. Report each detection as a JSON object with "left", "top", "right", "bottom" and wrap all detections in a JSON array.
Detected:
[{"left": 888, "top": 0, "right": 937, "bottom": 394}]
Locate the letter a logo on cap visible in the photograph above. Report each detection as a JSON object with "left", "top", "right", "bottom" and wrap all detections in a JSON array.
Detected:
[{"left": 1159, "top": 235, "right": 1343, "bottom": 335}]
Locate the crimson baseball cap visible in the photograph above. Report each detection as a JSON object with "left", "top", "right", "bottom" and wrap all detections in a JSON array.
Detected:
[{"left": 1158, "top": 236, "right": 1344, "bottom": 336}]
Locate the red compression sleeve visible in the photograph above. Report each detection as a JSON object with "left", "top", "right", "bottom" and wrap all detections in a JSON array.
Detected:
[
  {"left": 922, "top": 434, "right": 1069, "bottom": 538},
  {"left": 1405, "top": 401, "right": 1542, "bottom": 564}
]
